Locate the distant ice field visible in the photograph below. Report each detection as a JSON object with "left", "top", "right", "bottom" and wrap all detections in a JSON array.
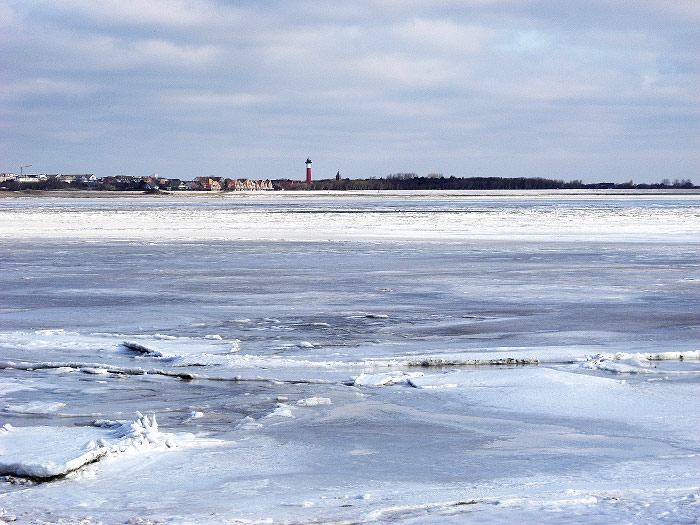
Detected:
[
  {"left": 1, "top": 190, "right": 699, "bottom": 242},
  {"left": 0, "top": 192, "right": 699, "bottom": 523}
]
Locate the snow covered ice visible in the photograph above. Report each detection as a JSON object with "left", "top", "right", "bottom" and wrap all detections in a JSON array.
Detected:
[{"left": 0, "top": 191, "right": 699, "bottom": 523}]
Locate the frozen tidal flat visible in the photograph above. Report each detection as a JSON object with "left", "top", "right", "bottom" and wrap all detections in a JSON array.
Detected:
[{"left": 0, "top": 191, "right": 699, "bottom": 523}]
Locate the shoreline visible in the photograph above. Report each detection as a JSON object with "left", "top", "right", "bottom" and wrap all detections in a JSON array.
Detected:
[{"left": 2, "top": 188, "right": 700, "bottom": 199}]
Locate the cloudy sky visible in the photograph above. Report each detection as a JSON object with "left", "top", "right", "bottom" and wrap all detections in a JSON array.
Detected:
[{"left": 1, "top": 1, "right": 698, "bottom": 183}]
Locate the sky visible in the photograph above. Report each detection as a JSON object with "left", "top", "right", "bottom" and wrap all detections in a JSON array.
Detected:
[{"left": 1, "top": 1, "right": 698, "bottom": 183}]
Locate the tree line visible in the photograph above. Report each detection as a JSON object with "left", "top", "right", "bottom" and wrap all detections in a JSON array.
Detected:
[
  {"left": 3, "top": 175, "right": 696, "bottom": 192},
  {"left": 281, "top": 176, "right": 697, "bottom": 191}
]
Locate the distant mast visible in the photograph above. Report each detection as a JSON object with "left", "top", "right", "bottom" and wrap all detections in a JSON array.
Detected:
[{"left": 305, "top": 158, "right": 312, "bottom": 183}]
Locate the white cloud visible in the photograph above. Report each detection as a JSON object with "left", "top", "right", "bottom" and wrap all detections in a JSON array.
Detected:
[
  {"left": 352, "top": 53, "right": 461, "bottom": 88},
  {"left": 368, "top": 99, "right": 445, "bottom": 118},
  {"left": 389, "top": 18, "right": 496, "bottom": 55},
  {"left": 54, "top": 129, "right": 104, "bottom": 144},
  {"left": 481, "top": 76, "right": 603, "bottom": 101},
  {"left": 368, "top": 0, "right": 524, "bottom": 14},
  {"left": 0, "top": 77, "right": 98, "bottom": 100},
  {"left": 0, "top": 2, "right": 16, "bottom": 29},
  {"left": 255, "top": 19, "right": 491, "bottom": 90},
  {"left": 134, "top": 39, "right": 219, "bottom": 65},
  {"left": 173, "top": 92, "right": 275, "bottom": 107},
  {"left": 50, "top": 0, "right": 214, "bottom": 27},
  {"left": 635, "top": 0, "right": 700, "bottom": 21},
  {"left": 49, "top": 35, "right": 219, "bottom": 70},
  {"left": 509, "top": 30, "right": 554, "bottom": 53}
]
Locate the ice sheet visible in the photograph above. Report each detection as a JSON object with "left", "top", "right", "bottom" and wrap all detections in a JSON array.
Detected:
[{"left": 1, "top": 192, "right": 699, "bottom": 522}]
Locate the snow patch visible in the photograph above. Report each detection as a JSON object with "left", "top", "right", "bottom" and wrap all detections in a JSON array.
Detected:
[
  {"left": 4, "top": 401, "right": 66, "bottom": 415},
  {"left": 34, "top": 329, "right": 76, "bottom": 336},
  {"left": 265, "top": 404, "right": 295, "bottom": 418},
  {"left": 296, "top": 397, "right": 332, "bottom": 407},
  {"left": 80, "top": 367, "right": 109, "bottom": 375},
  {"left": 353, "top": 371, "right": 424, "bottom": 387},
  {"left": 408, "top": 373, "right": 460, "bottom": 389},
  {"left": 235, "top": 416, "right": 263, "bottom": 430},
  {"left": 153, "top": 333, "right": 178, "bottom": 340},
  {"left": 47, "top": 366, "right": 76, "bottom": 374}
]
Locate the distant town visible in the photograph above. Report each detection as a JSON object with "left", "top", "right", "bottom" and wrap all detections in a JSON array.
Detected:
[
  {"left": 0, "top": 169, "right": 696, "bottom": 192},
  {"left": 0, "top": 172, "right": 276, "bottom": 192}
]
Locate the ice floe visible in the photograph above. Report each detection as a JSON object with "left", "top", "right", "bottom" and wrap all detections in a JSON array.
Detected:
[
  {"left": 235, "top": 416, "right": 264, "bottom": 430},
  {"left": 79, "top": 367, "right": 110, "bottom": 375},
  {"left": 0, "top": 412, "right": 223, "bottom": 480},
  {"left": 0, "top": 377, "right": 35, "bottom": 396},
  {"left": 122, "top": 341, "right": 164, "bottom": 357},
  {"left": 296, "top": 397, "right": 332, "bottom": 407},
  {"left": 352, "top": 371, "right": 424, "bottom": 387},
  {"left": 264, "top": 404, "right": 295, "bottom": 418},
  {"left": 0, "top": 423, "right": 109, "bottom": 479}
]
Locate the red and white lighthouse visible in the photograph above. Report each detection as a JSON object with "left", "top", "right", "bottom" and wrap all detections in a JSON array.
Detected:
[{"left": 305, "top": 158, "right": 312, "bottom": 183}]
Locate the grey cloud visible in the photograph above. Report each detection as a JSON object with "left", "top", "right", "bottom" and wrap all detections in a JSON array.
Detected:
[{"left": 1, "top": 0, "right": 697, "bottom": 182}]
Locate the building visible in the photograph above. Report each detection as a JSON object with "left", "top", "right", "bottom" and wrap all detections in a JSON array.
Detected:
[
  {"left": 159, "top": 179, "right": 184, "bottom": 191},
  {"left": 195, "top": 177, "right": 224, "bottom": 191},
  {"left": 227, "top": 179, "right": 273, "bottom": 191},
  {"left": 15, "top": 174, "right": 46, "bottom": 183}
]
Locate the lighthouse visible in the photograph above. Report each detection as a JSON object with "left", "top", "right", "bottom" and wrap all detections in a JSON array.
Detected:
[{"left": 305, "top": 158, "right": 312, "bottom": 183}]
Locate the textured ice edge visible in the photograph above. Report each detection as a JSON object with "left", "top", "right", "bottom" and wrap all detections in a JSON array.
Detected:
[
  {"left": 580, "top": 351, "right": 700, "bottom": 374},
  {"left": 0, "top": 412, "right": 216, "bottom": 480}
]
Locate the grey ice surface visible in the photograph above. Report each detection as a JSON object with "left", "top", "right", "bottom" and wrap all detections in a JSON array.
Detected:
[{"left": 0, "top": 193, "right": 699, "bottom": 523}]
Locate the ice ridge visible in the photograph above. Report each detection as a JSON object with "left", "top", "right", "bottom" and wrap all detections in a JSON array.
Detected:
[{"left": 0, "top": 413, "right": 194, "bottom": 481}]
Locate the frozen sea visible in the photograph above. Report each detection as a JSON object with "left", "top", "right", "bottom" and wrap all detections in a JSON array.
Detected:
[{"left": 0, "top": 190, "right": 699, "bottom": 523}]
